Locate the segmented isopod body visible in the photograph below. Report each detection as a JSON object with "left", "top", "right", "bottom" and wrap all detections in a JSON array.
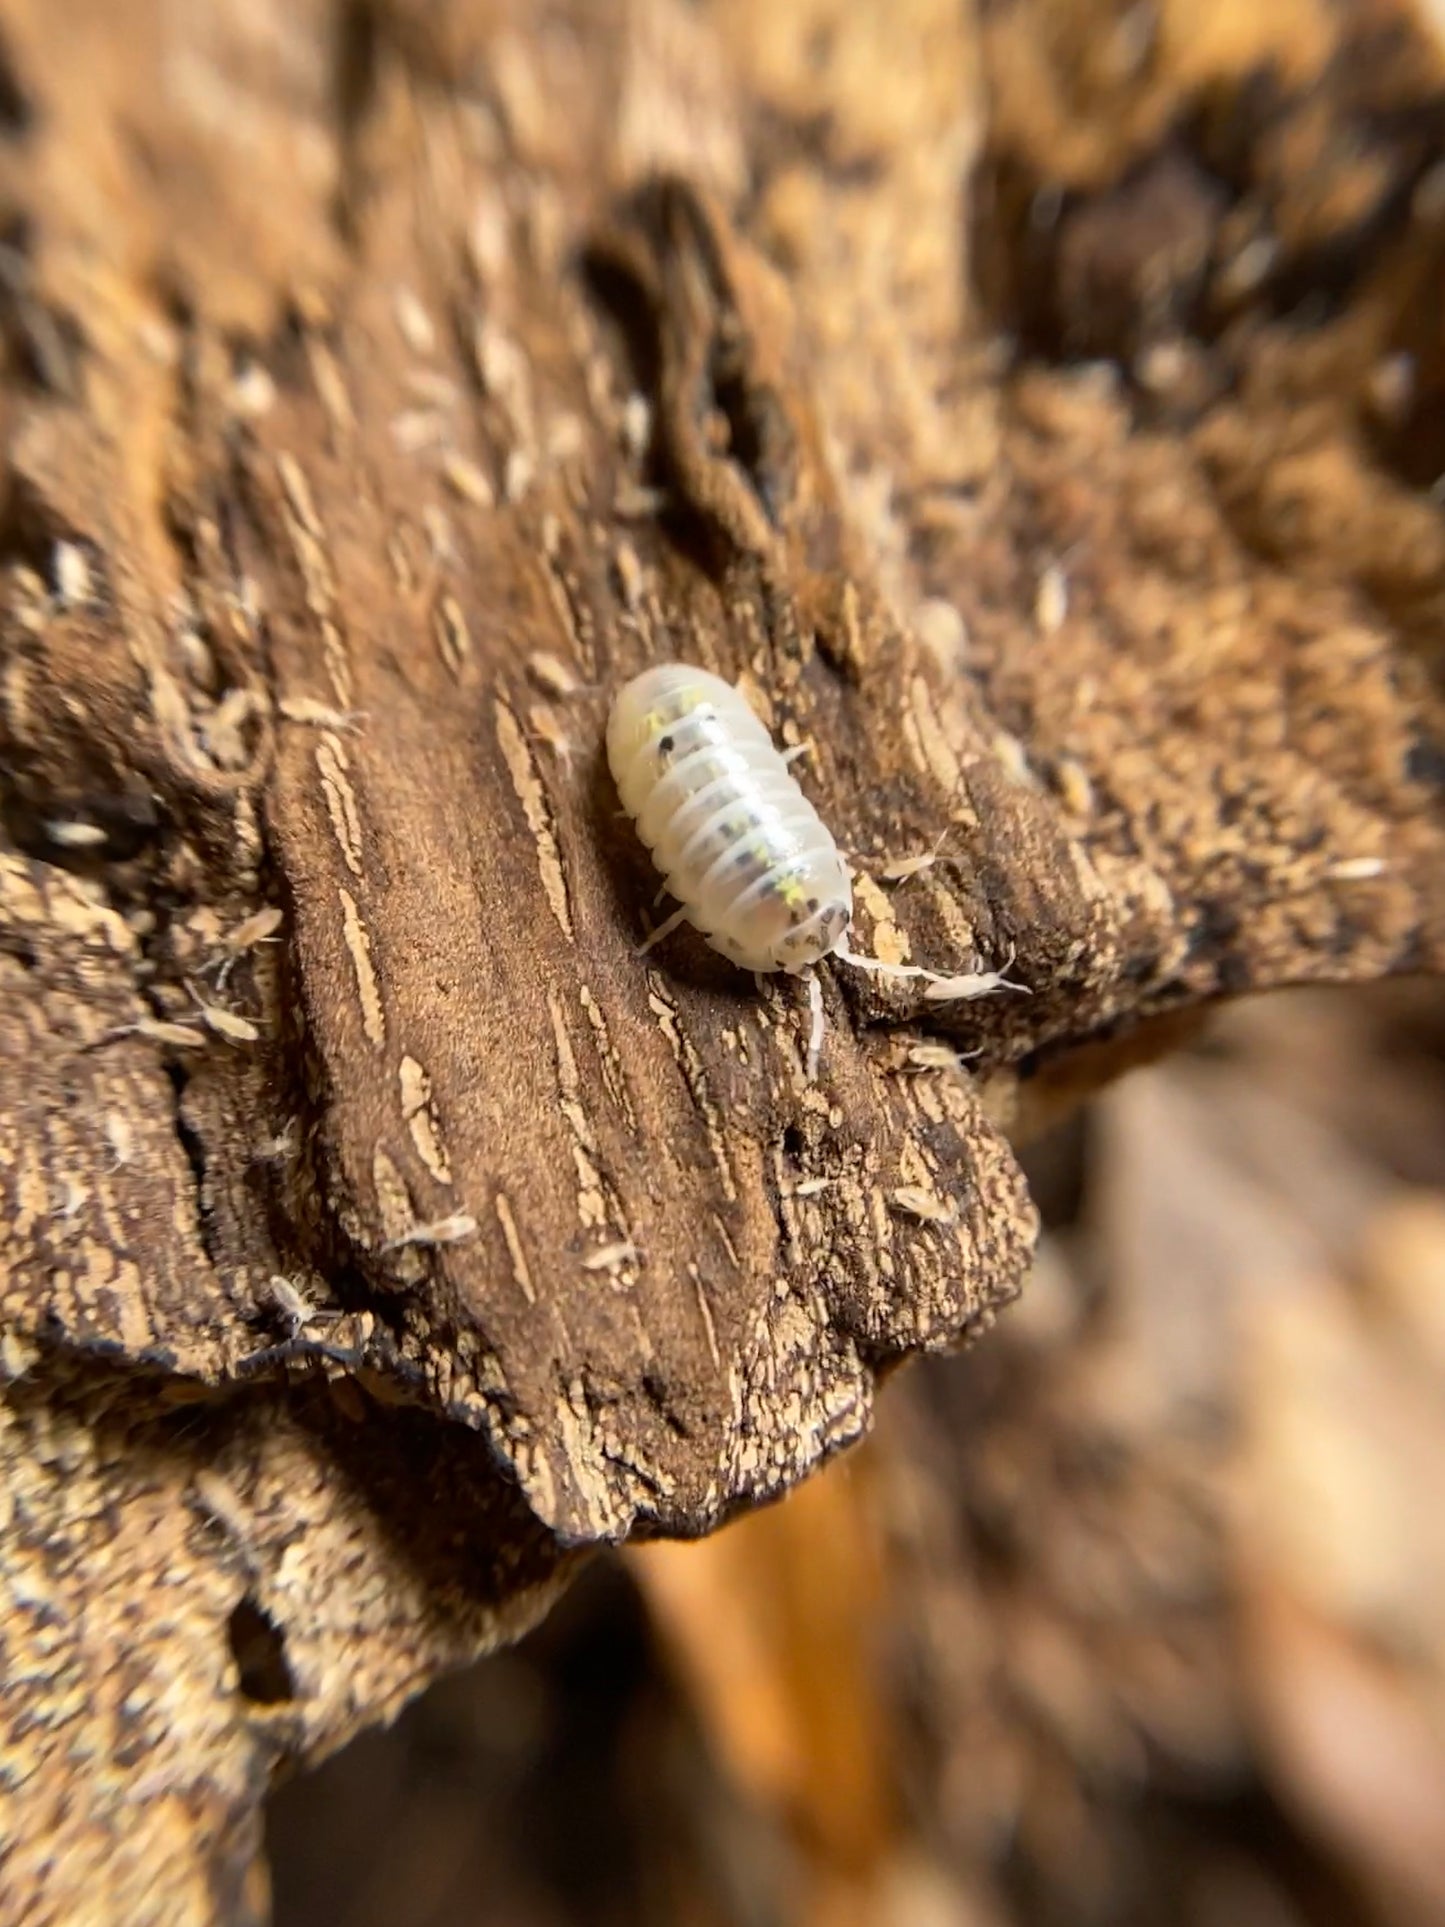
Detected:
[{"left": 607, "top": 664, "right": 852, "bottom": 975}]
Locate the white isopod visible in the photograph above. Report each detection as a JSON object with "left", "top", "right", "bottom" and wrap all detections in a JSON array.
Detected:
[
  {"left": 608, "top": 663, "right": 852, "bottom": 976},
  {"left": 606, "top": 663, "right": 1022, "bottom": 1073}
]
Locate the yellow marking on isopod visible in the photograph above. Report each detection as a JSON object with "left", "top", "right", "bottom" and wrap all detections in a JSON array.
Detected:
[
  {"left": 399, "top": 1055, "right": 452, "bottom": 1185},
  {"left": 495, "top": 697, "right": 574, "bottom": 940},
  {"left": 494, "top": 1191, "right": 536, "bottom": 1305},
  {"left": 338, "top": 887, "right": 385, "bottom": 1047},
  {"left": 316, "top": 737, "right": 364, "bottom": 878}
]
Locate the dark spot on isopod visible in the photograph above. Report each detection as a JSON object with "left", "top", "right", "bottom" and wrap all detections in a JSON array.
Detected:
[{"left": 657, "top": 733, "right": 674, "bottom": 755}]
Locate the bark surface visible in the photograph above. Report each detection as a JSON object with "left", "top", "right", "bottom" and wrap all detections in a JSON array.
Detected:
[{"left": 1, "top": 0, "right": 1442, "bottom": 1918}]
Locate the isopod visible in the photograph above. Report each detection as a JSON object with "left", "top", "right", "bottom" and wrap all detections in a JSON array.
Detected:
[
  {"left": 607, "top": 664, "right": 852, "bottom": 977},
  {"left": 606, "top": 663, "right": 1024, "bottom": 1074}
]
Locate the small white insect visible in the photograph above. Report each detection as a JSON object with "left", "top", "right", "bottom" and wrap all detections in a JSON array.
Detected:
[
  {"left": 211, "top": 905, "right": 284, "bottom": 989},
  {"left": 581, "top": 1239, "right": 642, "bottom": 1272},
  {"left": 44, "top": 819, "right": 108, "bottom": 850},
  {"left": 264, "top": 1274, "right": 340, "bottom": 1342},
  {"left": 607, "top": 663, "right": 1023, "bottom": 1074},
  {"left": 890, "top": 1185, "right": 957, "bottom": 1224},
  {"left": 185, "top": 983, "right": 261, "bottom": 1043},
  {"left": 98, "top": 1017, "right": 208, "bottom": 1051},
  {"left": 382, "top": 1212, "right": 478, "bottom": 1251},
  {"left": 250, "top": 1124, "right": 297, "bottom": 1165},
  {"left": 901, "top": 1041, "right": 982, "bottom": 1073}
]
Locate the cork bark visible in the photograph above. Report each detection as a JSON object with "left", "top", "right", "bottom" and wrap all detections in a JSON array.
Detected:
[{"left": 1, "top": 0, "right": 1442, "bottom": 1918}]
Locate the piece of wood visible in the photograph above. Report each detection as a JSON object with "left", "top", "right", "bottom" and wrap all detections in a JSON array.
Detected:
[{"left": 0, "top": 0, "right": 1442, "bottom": 1917}]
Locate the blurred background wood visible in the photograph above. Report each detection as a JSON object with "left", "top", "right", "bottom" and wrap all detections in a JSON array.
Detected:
[{"left": 271, "top": 981, "right": 1445, "bottom": 1927}]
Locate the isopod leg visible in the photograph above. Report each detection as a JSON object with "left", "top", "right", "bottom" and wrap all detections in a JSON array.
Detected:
[{"left": 634, "top": 903, "right": 690, "bottom": 957}]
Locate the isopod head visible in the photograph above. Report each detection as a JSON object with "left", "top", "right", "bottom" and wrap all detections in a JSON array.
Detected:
[{"left": 769, "top": 893, "right": 852, "bottom": 971}]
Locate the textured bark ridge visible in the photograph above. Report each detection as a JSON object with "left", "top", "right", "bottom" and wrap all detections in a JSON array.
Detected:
[{"left": 1, "top": 0, "right": 1443, "bottom": 1918}]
